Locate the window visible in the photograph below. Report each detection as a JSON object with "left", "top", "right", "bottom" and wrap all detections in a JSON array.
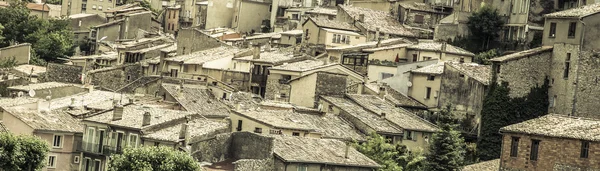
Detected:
[
  {"left": 423, "top": 57, "right": 432, "bottom": 61},
  {"left": 154, "top": 142, "right": 160, "bottom": 147},
  {"left": 292, "top": 14, "right": 299, "bottom": 20},
  {"left": 564, "top": 53, "right": 571, "bottom": 79},
  {"left": 292, "top": 132, "right": 300, "bottom": 136},
  {"left": 236, "top": 120, "right": 242, "bottom": 131},
  {"left": 549, "top": 22, "right": 556, "bottom": 37},
  {"left": 254, "top": 127, "right": 263, "bottom": 134},
  {"left": 427, "top": 75, "right": 435, "bottom": 81},
  {"left": 510, "top": 137, "right": 519, "bottom": 157},
  {"left": 382, "top": 73, "right": 394, "bottom": 79},
  {"left": 414, "top": 15, "right": 424, "bottom": 24},
  {"left": 270, "top": 129, "right": 283, "bottom": 134},
  {"left": 459, "top": 58, "right": 465, "bottom": 63},
  {"left": 405, "top": 130, "right": 414, "bottom": 140},
  {"left": 53, "top": 135, "right": 62, "bottom": 148},
  {"left": 128, "top": 134, "right": 138, "bottom": 147},
  {"left": 298, "top": 164, "right": 308, "bottom": 171},
  {"left": 530, "top": 139, "right": 540, "bottom": 161},
  {"left": 412, "top": 54, "right": 418, "bottom": 62},
  {"left": 568, "top": 22, "right": 577, "bottom": 38},
  {"left": 459, "top": 74, "right": 465, "bottom": 78},
  {"left": 425, "top": 87, "right": 432, "bottom": 99},
  {"left": 74, "top": 156, "right": 80, "bottom": 163},
  {"left": 581, "top": 141, "right": 590, "bottom": 158},
  {"left": 47, "top": 155, "right": 57, "bottom": 168}
]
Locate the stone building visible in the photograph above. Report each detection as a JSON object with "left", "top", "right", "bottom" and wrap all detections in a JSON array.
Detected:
[
  {"left": 301, "top": 17, "right": 366, "bottom": 53},
  {"left": 490, "top": 3, "right": 600, "bottom": 118},
  {"left": 398, "top": 2, "right": 450, "bottom": 32},
  {"left": 266, "top": 59, "right": 365, "bottom": 107},
  {"left": 231, "top": 0, "right": 272, "bottom": 33},
  {"left": 499, "top": 114, "right": 600, "bottom": 171},
  {"left": 68, "top": 14, "right": 106, "bottom": 49},
  {"left": 176, "top": 28, "right": 229, "bottom": 55},
  {"left": 164, "top": 6, "right": 180, "bottom": 34},
  {"left": 160, "top": 83, "right": 232, "bottom": 119},
  {"left": 337, "top": 5, "right": 419, "bottom": 40}
]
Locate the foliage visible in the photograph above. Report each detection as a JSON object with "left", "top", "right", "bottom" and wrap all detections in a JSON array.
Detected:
[
  {"left": 109, "top": 146, "right": 200, "bottom": 171},
  {"left": 0, "top": 23, "right": 4, "bottom": 41},
  {"left": 529, "top": 31, "right": 543, "bottom": 49},
  {"left": 30, "top": 50, "right": 48, "bottom": 66},
  {"left": 0, "top": 2, "right": 74, "bottom": 63},
  {"left": 425, "top": 106, "right": 467, "bottom": 171},
  {"left": 474, "top": 49, "right": 499, "bottom": 65},
  {"left": 354, "top": 133, "right": 427, "bottom": 171},
  {"left": 0, "top": 56, "right": 17, "bottom": 68},
  {"left": 466, "top": 6, "right": 505, "bottom": 52},
  {"left": 139, "top": 0, "right": 159, "bottom": 13},
  {"left": 0, "top": 132, "right": 50, "bottom": 171},
  {"left": 477, "top": 79, "right": 549, "bottom": 160}
]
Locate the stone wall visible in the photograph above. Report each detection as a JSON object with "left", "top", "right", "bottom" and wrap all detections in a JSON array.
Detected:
[
  {"left": 87, "top": 64, "right": 143, "bottom": 91},
  {"left": 493, "top": 51, "right": 552, "bottom": 98},
  {"left": 177, "top": 28, "right": 228, "bottom": 55},
  {"left": 573, "top": 50, "right": 600, "bottom": 118},
  {"left": 434, "top": 23, "right": 469, "bottom": 42},
  {"left": 231, "top": 132, "right": 274, "bottom": 160},
  {"left": 190, "top": 133, "right": 233, "bottom": 163},
  {"left": 499, "top": 133, "right": 600, "bottom": 171},
  {"left": 264, "top": 75, "right": 291, "bottom": 101},
  {"left": 124, "top": 12, "right": 152, "bottom": 39},
  {"left": 233, "top": 159, "right": 274, "bottom": 171},
  {"left": 0, "top": 43, "right": 31, "bottom": 65},
  {"left": 400, "top": 9, "right": 437, "bottom": 30},
  {"left": 45, "top": 63, "right": 83, "bottom": 84}
]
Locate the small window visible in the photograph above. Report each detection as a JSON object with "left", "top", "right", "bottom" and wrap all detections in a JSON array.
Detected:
[
  {"left": 129, "top": 134, "right": 138, "bottom": 147},
  {"left": 254, "top": 127, "right": 263, "bottom": 134},
  {"left": 412, "top": 54, "right": 418, "bottom": 62},
  {"left": 581, "top": 141, "right": 590, "bottom": 158},
  {"left": 53, "top": 135, "right": 62, "bottom": 148},
  {"left": 382, "top": 73, "right": 394, "bottom": 79},
  {"left": 405, "top": 130, "right": 414, "bottom": 140},
  {"left": 459, "top": 74, "right": 465, "bottom": 78},
  {"left": 298, "top": 164, "right": 308, "bottom": 171},
  {"left": 236, "top": 120, "right": 242, "bottom": 131},
  {"left": 74, "top": 156, "right": 80, "bottom": 164},
  {"left": 459, "top": 58, "right": 465, "bottom": 63},
  {"left": 292, "top": 132, "right": 300, "bottom": 136},
  {"left": 564, "top": 53, "right": 571, "bottom": 79},
  {"left": 92, "top": 5, "right": 96, "bottom": 9},
  {"left": 280, "top": 93, "right": 287, "bottom": 98},
  {"left": 530, "top": 139, "right": 541, "bottom": 161},
  {"left": 427, "top": 75, "right": 435, "bottom": 81},
  {"left": 568, "top": 22, "right": 577, "bottom": 38},
  {"left": 549, "top": 22, "right": 556, "bottom": 38},
  {"left": 510, "top": 137, "right": 519, "bottom": 157},
  {"left": 48, "top": 156, "right": 57, "bottom": 168},
  {"left": 425, "top": 87, "right": 432, "bottom": 99},
  {"left": 414, "top": 15, "right": 424, "bottom": 24},
  {"left": 154, "top": 142, "right": 160, "bottom": 147},
  {"left": 291, "top": 14, "right": 299, "bottom": 20}
]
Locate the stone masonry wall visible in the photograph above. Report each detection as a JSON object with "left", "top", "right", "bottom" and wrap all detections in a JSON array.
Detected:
[
  {"left": 231, "top": 132, "right": 274, "bottom": 160},
  {"left": 44, "top": 63, "right": 83, "bottom": 84},
  {"left": 190, "top": 133, "right": 233, "bottom": 163},
  {"left": 439, "top": 65, "right": 487, "bottom": 121},
  {"left": 177, "top": 28, "right": 228, "bottom": 55},
  {"left": 233, "top": 159, "right": 274, "bottom": 171},
  {"left": 494, "top": 51, "right": 552, "bottom": 98},
  {"left": 573, "top": 50, "right": 600, "bottom": 118},
  {"left": 88, "top": 64, "right": 143, "bottom": 91},
  {"left": 499, "top": 133, "right": 600, "bottom": 171},
  {"left": 265, "top": 75, "right": 291, "bottom": 101}
]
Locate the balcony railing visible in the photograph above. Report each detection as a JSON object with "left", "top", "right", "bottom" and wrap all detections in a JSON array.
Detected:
[{"left": 103, "top": 145, "right": 123, "bottom": 156}]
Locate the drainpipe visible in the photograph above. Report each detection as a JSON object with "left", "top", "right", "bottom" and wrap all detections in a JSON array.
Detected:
[{"left": 571, "top": 18, "right": 585, "bottom": 116}]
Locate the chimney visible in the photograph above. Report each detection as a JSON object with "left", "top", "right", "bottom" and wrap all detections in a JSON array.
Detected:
[
  {"left": 380, "top": 112, "right": 386, "bottom": 119},
  {"left": 358, "top": 14, "right": 365, "bottom": 23},
  {"left": 179, "top": 123, "right": 188, "bottom": 140},
  {"left": 113, "top": 105, "right": 124, "bottom": 121},
  {"left": 142, "top": 111, "right": 151, "bottom": 126},
  {"left": 252, "top": 43, "right": 261, "bottom": 59},
  {"left": 344, "top": 142, "right": 350, "bottom": 159},
  {"left": 375, "top": 27, "right": 380, "bottom": 42},
  {"left": 69, "top": 97, "right": 76, "bottom": 108},
  {"left": 88, "top": 85, "right": 94, "bottom": 93}
]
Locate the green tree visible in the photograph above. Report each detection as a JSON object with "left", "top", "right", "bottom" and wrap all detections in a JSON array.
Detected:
[
  {"left": 467, "top": 6, "right": 504, "bottom": 52},
  {"left": 354, "top": 133, "right": 402, "bottom": 171},
  {"left": 0, "top": 56, "right": 18, "bottom": 68},
  {"left": 0, "top": 23, "right": 4, "bottom": 41},
  {"left": 396, "top": 146, "right": 426, "bottom": 171},
  {"left": 0, "top": 132, "right": 50, "bottom": 171},
  {"left": 109, "top": 146, "right": 200, "bottom": 171},
  {"left": 474, "top": 49, "right": 499, "bottom": 65},
  {"left": 426, "top": 109, "right": 466, "bottom": 171}
]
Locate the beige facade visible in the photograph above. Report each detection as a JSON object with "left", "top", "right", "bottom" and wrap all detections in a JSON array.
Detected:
[
  {"left": 195, "top": 0, "right": 235, "bottom": 29},
  {"left": 0, "top": 43, "right": 31, "bottom": 65},
  {"left": 231, "top": 0, "right": 271, "bottom": 33},
  {"left": 409, "top": 72, "right": 441, "bottom": 108},
  {"left": 230, "top": 111, "right": 322, "bottom": 138},
  {"left": 61, "top": 0, "right": 120, "bottom": 17},
  {"left": 164, "top": 6, "right": 180, "bottom": 34}
]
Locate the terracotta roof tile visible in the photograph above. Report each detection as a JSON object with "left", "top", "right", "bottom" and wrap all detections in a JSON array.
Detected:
[
  {"left": 500, "top": 114, "right": 600, "bottom": 141},
  {"left": 339, "top": 5, "right": 415, "bottom": 37},
  {"left": 161, "top": 84, "right": 231, "bottom": 118},
  {"left": 544, "top": 3, "right": 600, "bottom": 18}
]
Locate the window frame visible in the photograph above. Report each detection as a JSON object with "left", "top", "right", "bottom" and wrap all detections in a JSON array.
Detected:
[
  {"left": 425, "top": 87, "right": 432, "bottom": 99},
  {"left": 568, "top": 22, "right": 577, "bottom": 38},
  {"left": 292, "top": 132, "right": 300, "bottom": 136},
  {"left": 427, "top": 75, "right": 435, "bottom": 81},
  {"left": 549, "top": 22, "right": 556, "bottom": 38},
  {"left": 581, "top": 141, "right": 590, "bottom": 158},
  {"left": 564, "top": 53, "right": 571, "bottom": 79},
  {"left": 47, "top": 155, "right": 57, "bottom": 168},
  {"left": 510, "top": 137, "right": 519, "bottom": 157},
  {"left": 52, "top": 134, "right": 63, "bottom": 148},
  {"left": 128, "top": 133, "right": 139, "bottom": 148},
  {"left": 254, "top": 127, "right": 263, "bottom": 134},
  {"left": 530, "top": 139, "right": 541, "bottom": 161}
]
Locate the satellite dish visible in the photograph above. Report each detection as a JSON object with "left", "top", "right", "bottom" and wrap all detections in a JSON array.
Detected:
[
  {"left": 17, "top": 91, "right": 23, "bottom": 97},
  {"left": 407, "top": 82, "right": 413, "bottom": 87},
  {"left": 99, "top": 36, "right": 108, "bottom": 42},
  {"left": 28, "top": 89, "right": 36, "bottom": 97}
]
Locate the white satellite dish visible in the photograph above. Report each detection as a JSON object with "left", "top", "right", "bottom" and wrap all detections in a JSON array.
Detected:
[
  {"left": 28, "top": 89, "right": 36, "bottom": 97},
  {"left": 407, "top": 82, "right": 413, "bottom": 87}
]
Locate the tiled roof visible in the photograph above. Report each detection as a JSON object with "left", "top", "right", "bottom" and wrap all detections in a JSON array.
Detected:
[
  {"left": 274, "top": 136, "right": 380, "bottom": 168},
  {"left": 234, "top": 108, "right": 366, "bottom": 140},
  {"left": 104, "top": 3, "right": 138, "bottom": 13},
  {"left": 224, "top": 32, "right": 281, "bottom": 41},
  {"left": 93, "top": 19, "right": 124, "bottom": 28},
  {"left": 446, "top": 62, "right": 491, "bottom": 85},
  {"left": 308, "top": 17, "right": 359, "bottom": 31},
  {"left": 411, "top": 62, "right": 445, "bottom": 74},
  {"left": 462, "top": 159, "right": 500, "bottom": 171},
  {"left": 270, "top": 59, "right": 336, "bottom": 72},
  {"left": 126, "top": 43, "right": 173, "bottom": 53},
  {"left": 305, "top": 7, "right": 337, "bottom": 16},
  {"left": 0, "top": 97, "right": 39, "bottom": 108},
  {"left": 165, "top": 46, "right": 237, "bottom": 64},
  {"left": 490, "top": 46, "right": 553, "bottom": 62},
  {"left": 235, "top": 48, "right": 304, "bottom": 64},
  {"left": 408, "top": 41, "right": 475, "bottom": 56},
  {"left": 69, "top": 13, "right": 97, "bottom": 19},
  {"left": 8, "top": 82, "right": 76, "bottom": 91},
  {"left": 4, "top": 107, "right": 83, "bottom": 133},
  {"left": 85, "top": 105, "right": 193, "bottom": 130},
  {"left": 500, "top": 114, "right": 600, "bottom": 141},
  {"left": 363, "top": 43, "right": 412, "bottom": 52},
  {"left": 327, "top": 38, "right": 410, "bottom": 51},
  {"left": 70, "top": 52, "right": 118, "bottom": 60},
  {"left": 142, "top": 118, "right": 229, "bottom": 142},
  {"left": 346, "top": 94, "right": 438, "bottom": 132},
  {"left": 339, "top": 5, "right": 415, "bottom": 37},
  {"left": 383, "top": 86, "right": 427, "bottom": 109},
  {"left": 320, "top": 96, "right": 403, "bottom": 134},
  {"left": 48, "top": 90, "right": 129, "bottom": 110},
  {"left": 399, "top": 2, "right": 442, "bottom": 13},
  {"left": 160, "top": 44, "right": 177, "bottom": 53},
  {"left": 544, "top": 3, "right": 600, "bottom": 18},
  {"left": 162, "top": 84, "right": 230, "bottom": 118},
  {"left": 322, "top": 28, "right": 362, "bottom": 36},
  {"left": 13, "top": 64, "right": 47, "bottom": 76}
]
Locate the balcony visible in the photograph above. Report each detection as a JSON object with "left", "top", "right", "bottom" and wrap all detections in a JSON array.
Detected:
[
  {"left": 103, "top": 145, "right": 123, "bottom": 156},
  {"left": 82, "top": 142, "right": 102, "bottom": 154}
]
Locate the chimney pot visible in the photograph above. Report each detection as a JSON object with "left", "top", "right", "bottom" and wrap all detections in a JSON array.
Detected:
[
  {"left": 113, "top": 105, "right": 124, "bottom": 121},
  {"left": 381, "top": 112, "right": 386, "bottom": 119},
  {"left": 142, "top": 111, "right": 151, "bottom": 126}
]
